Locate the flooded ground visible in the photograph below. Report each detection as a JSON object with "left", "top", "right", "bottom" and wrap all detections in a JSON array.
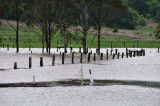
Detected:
[
  {"left": 0, "top": 48, "right": 160, "bottom": 83},
  {"left": 0, "top": 85, "right": 160, "bottom": 106},
  {"left": 0, "top": 48, "right": 160, "bottom": 106}
]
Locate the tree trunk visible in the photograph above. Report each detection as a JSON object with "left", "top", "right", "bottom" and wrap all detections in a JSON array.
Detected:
[
  {"left": 97, "top": 26, "right": 101, "bottom": 55},
  {"left": 45, "top": 35, "right": 49, "bottom": 53},
  {"left": 83, "top": 28, "right": 87, "bottom": 54},
  {"left": 48, "top": 38, "right": 51, "bottom": 54},
  {"left": 42, "top": 34, "right": 44, "bottom": 53},
  {"left": 16, "top": 1, "right": 19, "bottom": 53},
  {"left": 64, "top": 36, "right": 67, "bottom": 53}
]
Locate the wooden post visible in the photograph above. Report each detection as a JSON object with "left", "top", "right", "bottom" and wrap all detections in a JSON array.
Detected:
[
  {"left": 106, "top": 49, "right": 108, "bottom": 60},
  {"left": 80, "top": 53, "right": 83, "bottom": 63},
  {"left": 142, "top": 49, "right": 145, "bottom": 56},
  {"left": 115, "top": 49, "right": 118, "bottom": 55},
  {"left": 122, "top": 52, "right": 124, "bottom": 58},
  {"left": 133, "top": 51, "right": 136, "bottom": 57},
  {"left": 100, "top": 53, "right": 103, "bottom": 60},
  {"left": 117, "top": 52, "right": 120, "bottom": 59},
  {"left": 129, "top": 50, "right": 132, "bottom": 58},
  {"left": 158, "top": 48, "right": 159, "bottom": 53},
  {"left": 40, "top": 57, "right": 43, "bottom": 67},
  {"left": 93, "top": 53, "right": 96, "bottom": 61},
  {"left": 62, "top": 52, "right": 64, "bottom": 64},
  {"left": 112, "top": 53, "right": 115, "bottom": 59},
  {"left": 29, "top": 57, "right": 32, "bottom": 69},
  {"left": 57, "top": 40, "right": 58, "bottom": 52},
  {"left": 7, "top": 45, "right": 9, "bottom": 51},
  {"left": 14, "top": 62, "right": 17, "bottom": 69},
  {"left": 90, "top": 51, "right": 92, "bottom": 55},
  {"left": 79, "top": 47, "right": 81, "bottom": 53},
  {"left": 88, "top": 53, "right": 91, "bottom": 62},
  {"left": 72, "top": 52, "right": 74, "bottom": 64},
  {"left": 70, "top": 45, "right": 73, "bottom": 53},
  {"left": 110, "top": 49, "right": 113, "bottom": 55},
  {"left": 136, "top": 50, "right": 138, "bottom": 56},
  {"left": 126, "top": 48, "right": 128, "bottom": 55},
  {"left": 126, "top": 52, "right": 128, "bottom": 58},
  {"left": 87, "top": 48, "right": 89, "bottom": 53},
  {"left": 52, "top": 54, "right": 55, "bottom": 66}
]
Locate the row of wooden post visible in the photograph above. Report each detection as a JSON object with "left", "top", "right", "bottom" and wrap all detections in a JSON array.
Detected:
[{"left": 13, "top": 48, "right": 146, "bottom": 69}]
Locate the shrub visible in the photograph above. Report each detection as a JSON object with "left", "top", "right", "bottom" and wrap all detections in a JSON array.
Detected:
[{"left": 113, "top": 27, "right": 118, "bottom": 33}]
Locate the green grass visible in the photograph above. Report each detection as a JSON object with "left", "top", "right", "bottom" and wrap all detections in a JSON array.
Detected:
[{"left": 0, "top": 25, "right": 160, "bottom": 48}]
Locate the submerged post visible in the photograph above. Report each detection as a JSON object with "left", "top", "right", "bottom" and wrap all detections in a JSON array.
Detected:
[
  {"left": 88, "top": 53, "right": 91, "bottom": 62},
  {"left": 70, "top": 45, "right": 73, "bottom": 53},
  {"left": 106, "top": 49, "right": 109, "bottom": 60},
  {"left": 40, "top": 57, "right": 43, "bottom": 67},
  {"left": 93, "top": 53, "right": 96, "bottom": 61},
  {"left": 100, "top": 53, "right": 103, "bottom": 60},
  {"left": 57, "top": 40, "right": 58, "bottom": 52},
  {"left": 115, "top": 49, "right": 118, "bottom": 55},
  {"left": 62, "top": 52, "right": 65, "bottom": 64},
  {"left": 29, "top": 57, "right": 32, "bottom": 69},
  {"left": 122, "top": 52, "right": 124, "bottom": 58},
  {"left": 14, "top": 62, "right": 17, "bottom": 69},
  {"left": 117, "top": 52, "right": 120, "bottom": 59},
  {"left": 72, "top": 52, "right": 74, "bottom": 64},
  {"left": 79, "top": 47, "right": 81, "bottom": 53},
  {"left": 52, "top": 54, "right": 55, "bottom": 66},
  {"left": 80, "top": 53, "right": 83, "bottom": 63},
  {"left": 112, "top": 53, "right": 115, "bottom": 59}
]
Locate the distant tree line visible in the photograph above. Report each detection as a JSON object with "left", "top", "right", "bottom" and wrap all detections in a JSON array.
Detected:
[{"left": 1, "top": 0, "right": 160, "bottom": 54}]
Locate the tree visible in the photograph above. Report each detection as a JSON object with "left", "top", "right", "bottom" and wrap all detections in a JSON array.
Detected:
[
  {"left": 0, "top": 0, "right": 26, "bottom": 53},
  {"left": 26, "top": 0, "right": 57, "bottom": 54},
  {"left": 73, "top": 0, "right": 93, "bottom": 54},
  {"left": 155, "top": 24, "right": 160, "bottom": 39},
  {"left": 91, "top": 0, "right": 125, "bottom": 54},
  {"left": 56, "top": 0, "right": 74, "bottom": 53},
  {"left": 129, "top": 0, "right": 148, "bottom": 16}
]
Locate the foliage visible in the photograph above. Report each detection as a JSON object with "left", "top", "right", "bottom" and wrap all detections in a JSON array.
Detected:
[{"left": 155, "top": 24, "right": 160, "bottom": 39}]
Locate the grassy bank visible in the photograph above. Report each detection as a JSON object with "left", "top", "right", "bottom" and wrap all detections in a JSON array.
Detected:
[{"left": 0, "top": 24, "right": 160, "bottom": 48}]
